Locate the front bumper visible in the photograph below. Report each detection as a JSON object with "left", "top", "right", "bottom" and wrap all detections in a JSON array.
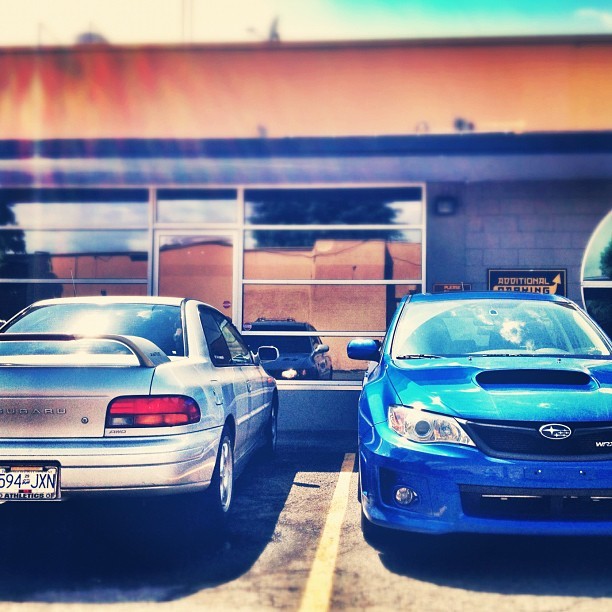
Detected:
[
  {"left": 360, "top": 425, "right": 612, "bottom": 536},
  {"left": 0, "top": 427, "right": 221, "bottom": 499}
]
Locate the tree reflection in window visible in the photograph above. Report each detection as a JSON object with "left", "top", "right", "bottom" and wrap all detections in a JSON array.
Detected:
[
  {"left": 0, "top": 201, "right": 37, "bottom": 319},
  {"left": 245, "top": 187, "right": 422, "bottom": 247}
]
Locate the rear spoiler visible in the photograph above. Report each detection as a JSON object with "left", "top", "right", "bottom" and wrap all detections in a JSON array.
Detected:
[{"left": 0, "top": 333, "right": 170, "bottom": 368}]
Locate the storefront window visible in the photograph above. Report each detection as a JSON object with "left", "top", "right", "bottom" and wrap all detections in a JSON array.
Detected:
[
  {"left": 0, "top": 189, "right": 149, "bottom": 320},
  {"left": 244, "top": 230, "right": 422, "bottom": 280},
  {"left": 157, "top": 234, "right": 234, "bottom": 313},
  {"left": 243, "top": 284, "right": 419, "bottom": 333},
  {"left": 157, "top": 189, "right": 237, "bottom": 223},
  {"left": 0, "top": 189, "right": 148, "bottom": 228},
  {"left": 245, "top": 187, "right": 422, "bottom": 225},
  {"left": 0, "top": 282, "right": 147, "bottom": 321},
  {"left": 242, "top": 186, "right": 425, "bottom": 382},
  {"left": 0, "top": 185, "right": 425, "bottom": 383},
  {"left": 244, "top": 333, "right": 383, "bottom": 382},
  {"left": 0, "top": 231, "right": 148, "bottom": 279}
]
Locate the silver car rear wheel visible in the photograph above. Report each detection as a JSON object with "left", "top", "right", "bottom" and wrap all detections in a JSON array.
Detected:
[
  {"left": 205, "top": 430, "right": 234, "bottom": 519},
  {"left": 173, "top": 430, "right": 234, "bottom": 541},
  {"left": 216, "top": 433, "right": 234, "bottom": 514}
]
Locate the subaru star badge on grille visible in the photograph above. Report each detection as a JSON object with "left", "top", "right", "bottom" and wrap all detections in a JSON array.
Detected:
[{"left": 539, "top": 423, "right": 572, "bottom": 440}]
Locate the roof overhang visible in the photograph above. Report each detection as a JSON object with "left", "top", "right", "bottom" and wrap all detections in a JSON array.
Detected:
[{"left": 1, "top": 132, "right": 611, "bottom": 186}]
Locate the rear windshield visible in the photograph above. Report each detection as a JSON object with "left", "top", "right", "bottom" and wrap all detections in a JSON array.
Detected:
[{"left": 3, "top": 303, "right": 184, "bottom": 357}]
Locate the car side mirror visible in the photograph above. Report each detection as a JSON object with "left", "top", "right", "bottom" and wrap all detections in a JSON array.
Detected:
[
  {"left": 257, "top": 346, "right": 280, "bottom": 362},
  {"left": 347, "top": 338, "right": 381, "bottom": 362},
  {"left": 312, "top": 343, "right": 329, "bottom": 356}
]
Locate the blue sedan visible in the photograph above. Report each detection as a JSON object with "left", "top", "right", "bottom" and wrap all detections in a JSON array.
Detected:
[{"left": 348, "top": 292, "right": 612, "bottom": 538}]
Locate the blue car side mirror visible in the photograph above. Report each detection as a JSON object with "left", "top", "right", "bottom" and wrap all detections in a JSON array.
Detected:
[{"left": 347, "top": 338, "right": 381, "bottom": 362}]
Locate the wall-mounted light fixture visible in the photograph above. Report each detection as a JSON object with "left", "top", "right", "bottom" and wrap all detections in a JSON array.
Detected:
[{"left": 434, "top": 196, "right": 458, "bottom": 216}]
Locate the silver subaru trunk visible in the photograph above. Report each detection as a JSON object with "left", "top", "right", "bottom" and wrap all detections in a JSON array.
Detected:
[{"left": 0, "top": 365, "right": 155, "bottom": 438}]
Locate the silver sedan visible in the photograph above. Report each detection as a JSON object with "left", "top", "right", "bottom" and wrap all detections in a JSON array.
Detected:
[{"left": 0, "top": 296, "right": 279, "bottom": 530}]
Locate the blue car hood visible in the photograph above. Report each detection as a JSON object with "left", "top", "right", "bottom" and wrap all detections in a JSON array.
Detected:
[{"left": 387, "top": 357, "right": 612, "bottom": 422}]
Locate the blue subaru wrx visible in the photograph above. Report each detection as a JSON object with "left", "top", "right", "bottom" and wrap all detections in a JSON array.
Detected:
[{"left": 348, "top": 292, "right": 612, "bottom": 538}]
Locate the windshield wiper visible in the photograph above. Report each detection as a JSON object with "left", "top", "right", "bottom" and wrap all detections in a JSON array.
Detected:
[{"left": 395, "top": 354, "right": 443, "bottom": 359}]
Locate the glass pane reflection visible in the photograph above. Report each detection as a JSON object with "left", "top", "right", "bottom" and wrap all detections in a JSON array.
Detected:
[
  {"left": 158, "top": 234, "right": 234, "bottom": 313},
  {"left": 0, "top": 231, "right": 148, "bottom": 279},
  {"left": 157, "top": 189, "right": 237, "bottom": 223},
  {"left": 243, "top": 284, "right": 420, "bottom": 333},
  {"left": 245, "top": 187, "right": 423, "bottom": 225},
  {"left": 243, "top": 333, "right": 382, "bottom": 381},
  {"left": 0, "top": 189, "right": 148, "bottom": 228},
  {"left": 244, "top": 231, "right": 422, "bottom": 280},
  {"left": 0, "top": 282, "right": 147, "bottom": 321}
]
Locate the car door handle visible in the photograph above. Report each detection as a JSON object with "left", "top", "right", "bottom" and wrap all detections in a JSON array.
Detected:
[{"left": 246, "top": 381, "right": 253, "bottom": 392}]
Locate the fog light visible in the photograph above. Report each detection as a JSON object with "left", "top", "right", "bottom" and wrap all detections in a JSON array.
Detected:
[{"left": 394, "top": 486, "right": 418, "bottom": 506}]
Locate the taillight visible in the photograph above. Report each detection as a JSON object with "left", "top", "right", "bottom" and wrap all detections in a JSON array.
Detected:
[{"left": 106, "top": 396, "right": 200, "bottom": 428}]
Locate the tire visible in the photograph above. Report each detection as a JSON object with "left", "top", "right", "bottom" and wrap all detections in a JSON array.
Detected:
[
  {"left": 262, "top": 396, "right": 279, "bottom": 458},
  {"left": 163, "top": 429, "right": 234, "bottom": 546},
  {"left": 203, "top": 429, "right": 235, "bottom": 528}
]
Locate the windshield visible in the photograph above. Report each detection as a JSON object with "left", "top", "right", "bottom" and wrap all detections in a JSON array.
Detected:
[
  {"left": 3, "top": 303, "right": 184, "bottom": 357},
  {"left": 391, "top": 299, "right": 611, "bottom": 358}
]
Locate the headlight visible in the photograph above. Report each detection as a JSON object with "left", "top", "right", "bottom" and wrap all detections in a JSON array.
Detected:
[{"left": 388, "top": 405, "right": 475, "bottom": 446}]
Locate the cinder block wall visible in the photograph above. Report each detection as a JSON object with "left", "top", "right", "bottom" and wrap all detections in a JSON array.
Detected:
[{"left": 427, "top": 180, "right": 612, "bottom": 304}]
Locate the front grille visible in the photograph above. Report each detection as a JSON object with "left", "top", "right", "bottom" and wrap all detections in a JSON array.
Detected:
[
  {"left": 461, "top": 485, "right": 612, "bottom": 521},
  {"left": 463, "top": 420, "right": 612, "bottom": 460}
]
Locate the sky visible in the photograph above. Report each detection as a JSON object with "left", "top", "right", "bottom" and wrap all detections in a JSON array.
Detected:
[{"left": 2, "top": 0, "right": 612, "bottom": 47}]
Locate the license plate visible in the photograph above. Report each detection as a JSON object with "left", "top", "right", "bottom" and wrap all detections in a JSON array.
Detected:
[{"left": 0, "top": 466, "right": 60, "bottom": 500}]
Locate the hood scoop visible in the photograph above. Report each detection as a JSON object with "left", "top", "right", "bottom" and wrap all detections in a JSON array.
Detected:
[{"left": 476, "top": 369, "right": 594, "bottom": 389}]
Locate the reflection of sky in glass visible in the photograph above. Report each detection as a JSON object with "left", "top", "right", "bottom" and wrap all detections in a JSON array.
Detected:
[
  {"left": 24, "top": 230, "right": 148, "bottom": 255},
  {"left": 160, "top": 235, "right": 232, "bottom": 249},
  {"left": 387, "top": 201, "right": 423, "bottom": 224},
  {"left": 157, "top": 199, "right": 236, "bottom": 223},
  {"left": 10, "top": 202, "right": 148, "bottom": 228},
  {"left": 584, "top": 212, "right": 612, "bottom": 279}
]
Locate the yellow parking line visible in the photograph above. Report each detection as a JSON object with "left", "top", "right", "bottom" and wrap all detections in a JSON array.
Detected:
[{"left": 298, "top": 452, "right": 355, "bottom": 612}]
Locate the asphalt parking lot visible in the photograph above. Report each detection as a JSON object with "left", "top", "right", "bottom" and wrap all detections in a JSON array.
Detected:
[{"left": 1, "top": 432, "right": 612, "bottom": 612}]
